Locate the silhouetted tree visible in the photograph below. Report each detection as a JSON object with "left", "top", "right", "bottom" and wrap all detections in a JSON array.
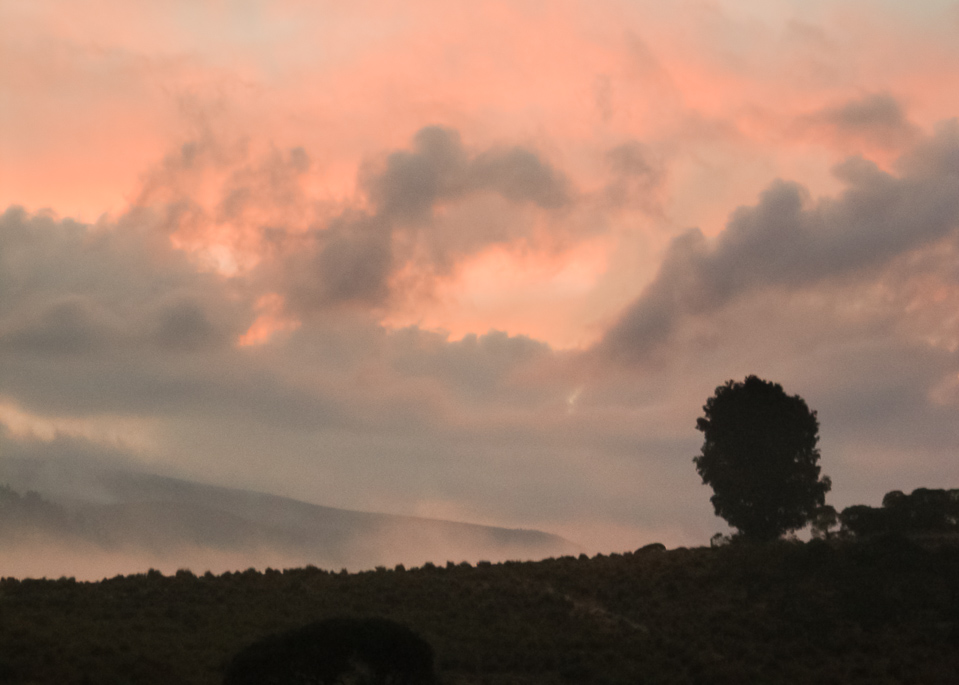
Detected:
[
  {"left": 811, "top": 505, "right": 839, "bottom": 539},
  {"left": 710, "top": 532, "right": 731, "bottom": 548},
  {"left": 841, "top": 488, "right": 959, "bottom": 538},
  {"left": 694, "top": 376, "right": 831, "bottom": 541},
  {"left": 906, "top": 488, "right": 958, "bottom": 532},
  {"left": 223, "top": 616, "right": 436, "bottom": 685},
  {"left": 839, "top": 504, "right": 889, "bottom": 538}
]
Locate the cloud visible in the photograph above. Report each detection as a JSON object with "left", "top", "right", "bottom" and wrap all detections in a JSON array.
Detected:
[
  {"left": 0, "top": 206, "right": 249, "bottom": 357},
  {"left": 0, "top": 297, "right": 119, "bottom": 355},
  {"left": 387, "top": 327, "right": 553, "bottom": 404},
  {"left": 151, "top": 295, "right": 226, "bottom": 351},
  {"left": 124, "top": 126, "right": 577, "bottom": 318},
  {"left": 297, "top": 214, "right": 395, "bottom": 307},
  {"left": 603, "top": 141, "right": 666, "bottom": 212},
  {"left": 0, "top": 206, "right": 279, "bottom": 426},
  {"left": 0, "top": 201, "right": 569, "bottom": 475},
  {"left": 467, "top": 145, "right": 571, "bottom": 209},
  {"left": 363, "top": 127, "right": 470, "bottom": 223},
  {"left": 797, "top": 92, "right": 921, "bottom": 153},
  {"left": 362, "top": 125, "right": 571, "bottom": 225},
  {"left": 599, "top": 122, "right": 959, "bottom": 361},
  {"left": 267, "top": 126, "right": 573, "bottom": 312}
]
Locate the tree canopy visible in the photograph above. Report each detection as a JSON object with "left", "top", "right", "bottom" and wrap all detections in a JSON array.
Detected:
[
  {"left": 694, "top": 375, "right": 831, "bottom": 541},
  {"left": 840, "top": 488, "right": 959, "bottom": 538}
]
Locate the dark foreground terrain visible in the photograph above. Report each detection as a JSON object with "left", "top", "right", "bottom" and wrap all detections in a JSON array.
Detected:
[{"left": 1, "top": 535, "right": 958, "bottom": 684}]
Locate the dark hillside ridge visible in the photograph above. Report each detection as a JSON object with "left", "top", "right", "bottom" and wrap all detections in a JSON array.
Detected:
[
  {"left": 0, "top": 537, "right": 957, "bottom": 684},
  {"left": 0, "top": 456, "right": 578, "bottom": 577}
]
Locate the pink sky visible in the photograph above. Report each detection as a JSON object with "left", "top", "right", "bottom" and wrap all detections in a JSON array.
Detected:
[
  {"left": 2, "top": 0, "right": 959, "bottom": 562},
  {"left": 6, "top": 1, "right": 959, "bottom": 347}
]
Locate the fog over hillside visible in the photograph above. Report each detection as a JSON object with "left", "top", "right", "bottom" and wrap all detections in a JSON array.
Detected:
[{"left": 0, "top": 455, "right": 579, "bottom": 580}]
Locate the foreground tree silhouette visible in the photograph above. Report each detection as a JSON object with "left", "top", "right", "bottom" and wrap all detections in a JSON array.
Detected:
[
  {"left": 222, "top": 616, "right": 436, "bottom": 685},
  {"left": 694, "top": 375, "right": 831, "bottom": 541}
]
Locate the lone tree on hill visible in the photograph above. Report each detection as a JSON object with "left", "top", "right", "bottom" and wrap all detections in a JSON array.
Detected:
[{"left": 694, "top": 375, "right": 831, "bottom": 541}]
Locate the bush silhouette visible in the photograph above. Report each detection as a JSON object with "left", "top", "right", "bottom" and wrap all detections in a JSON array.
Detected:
[
  {"left": 841, "top": 488, "right": 959, "bottom": 538},
  {"left": 223, "top": 616, "right": 436, "bottom": 685}
]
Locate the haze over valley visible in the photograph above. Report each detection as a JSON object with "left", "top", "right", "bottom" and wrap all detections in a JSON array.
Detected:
[{"left": 0, "top": 455, "right": 577, "bottom": 580}]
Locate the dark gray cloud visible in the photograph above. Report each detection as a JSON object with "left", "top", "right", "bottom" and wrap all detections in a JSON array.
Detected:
[
  {"left": 388, "top": 328, "right": 553, "bottom": 404},
  {"left": 897, "top": 119, "right": 959, "bottom": 177},
  {"left": 151, "top": 295, "right": 227, "bottom": 351},
  {"left": 467, "top": 146, "right": 570, "bottom": 209},
  {"left": 364, "top": 127, "right": 471, "bottom": 222},
  {"left": 0, "top": 297, "right": 119, "bottom": 355},
  {"left": 365, "top": 126, "right": 571, "bottom": 221},
  {"left": 0, "top": 206, "right": 249, "bottom": 358},
  {"left": 286, "top": 214, "right": 394, "bottom": 309},
  {"left": 0, "top": 202, "right": 565, "bottom": 438},
  {"left": 278, "top": 127, "right": 573, "bottom": 312},
  {"left": 0, "top": 206, "right": 289, "bottom": 424},
  {"left": 821, "top": 92, "right": 914, "bottom": 133},
  {"left": 600, "top": 123, "right": 959, "bottom": 360},
  {"left": 799, "top": 92, "right": 921, "bottom": 151}
]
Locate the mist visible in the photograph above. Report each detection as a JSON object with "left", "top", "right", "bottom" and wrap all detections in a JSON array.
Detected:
[{"left": 0, "top": 454, "right": 580, "bottom": 581}]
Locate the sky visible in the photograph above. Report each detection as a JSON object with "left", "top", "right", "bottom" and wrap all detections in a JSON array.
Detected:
[{"left": 2, "top": 0, "right": 959, "bottom": 556}]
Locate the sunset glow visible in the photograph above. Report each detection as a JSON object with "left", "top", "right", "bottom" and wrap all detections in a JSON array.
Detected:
[{"left": 3, "top": 0, "right": 959, "bottom": 567}]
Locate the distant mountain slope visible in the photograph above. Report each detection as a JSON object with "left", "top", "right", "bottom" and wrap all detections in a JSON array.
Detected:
[{"left": 0, "top": 456, "right": 579, "bottom": 579}]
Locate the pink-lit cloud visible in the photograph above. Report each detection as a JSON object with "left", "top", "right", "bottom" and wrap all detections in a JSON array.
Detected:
[{"left": 3, "top": 0, "right": 959, "bottom": 573}]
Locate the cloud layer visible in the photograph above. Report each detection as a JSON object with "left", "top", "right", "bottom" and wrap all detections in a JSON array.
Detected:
[
  {"left": 3, "top": 1, "right": 959, "bottom": 570},
  {"left": 601, "top": 122, "right": 959, "bottom": 360}
]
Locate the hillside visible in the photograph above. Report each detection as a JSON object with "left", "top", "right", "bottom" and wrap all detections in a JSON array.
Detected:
[
  {"left": 1, "top": 536, "right": 957, "bottom": 684},
  {"left": 0, "top": 457, "right": 578, "bottom": 578}
]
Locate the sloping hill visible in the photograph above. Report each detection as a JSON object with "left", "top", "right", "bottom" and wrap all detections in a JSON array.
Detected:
[{"left": 0, "top": 456, "right": 579, "bottom": 579}]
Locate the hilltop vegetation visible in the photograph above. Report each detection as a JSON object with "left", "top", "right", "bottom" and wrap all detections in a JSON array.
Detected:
[
  {"left": 1, "top": 534, "right": 958, "bottom": 684},
  {"left": 839, "top": 488, "right": 959, "bottom": 538}
]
